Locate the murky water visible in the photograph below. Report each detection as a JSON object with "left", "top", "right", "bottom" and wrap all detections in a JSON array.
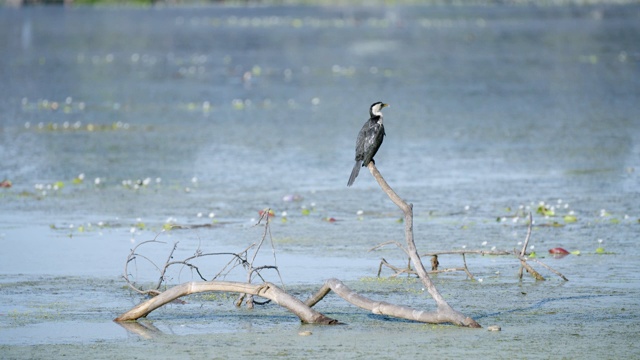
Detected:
[{"left": 1, "top": 3, "right": 639, "bottom": 358}]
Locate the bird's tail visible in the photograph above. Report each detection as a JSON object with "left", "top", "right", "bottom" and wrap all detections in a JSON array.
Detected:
[{"left": 347, "top": 160, "right": 362, "bottom": 187}]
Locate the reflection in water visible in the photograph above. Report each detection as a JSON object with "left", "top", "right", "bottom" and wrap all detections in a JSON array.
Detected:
[{"left": 117, "top": 320, "right": 163, "bottom": 340}]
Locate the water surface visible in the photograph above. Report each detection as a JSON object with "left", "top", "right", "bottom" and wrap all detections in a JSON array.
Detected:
[{"left": 1, "top": 3, "right": 639, "bottom": 358}]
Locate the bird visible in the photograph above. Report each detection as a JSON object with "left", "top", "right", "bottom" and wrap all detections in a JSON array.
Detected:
[
  {"left": 347, "top": 101, "right": 389, "bottom": 187},
  {"left": 431, "top": 255, "right": 439, "bottom": 271}
]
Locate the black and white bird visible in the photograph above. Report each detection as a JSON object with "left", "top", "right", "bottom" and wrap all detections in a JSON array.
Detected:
[{"left": 347, "top": 102, "right": 389, "bottom": 187}]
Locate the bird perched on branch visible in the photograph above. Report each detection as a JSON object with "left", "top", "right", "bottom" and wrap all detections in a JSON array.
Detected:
[{"left": 347, "top": 102, "right": 389, "bottom": 187}]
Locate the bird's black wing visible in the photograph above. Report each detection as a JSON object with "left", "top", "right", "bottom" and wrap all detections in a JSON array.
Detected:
[
  {"left": 361, "top": 120, "right": 384, "bottom": 166},
  {"left": 362, "top": 122, "right": 379, "bottom": 154},
  {"left": 353, "top": 121, "right": 369, "bottom": 161}
]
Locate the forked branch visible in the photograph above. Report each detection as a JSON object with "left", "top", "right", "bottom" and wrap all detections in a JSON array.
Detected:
[
  {"left": 367, "top": 162, "right": 480, "bottom": 328},
  {"left": 306, "top": 278, "right": 465, "bottom": 324}
]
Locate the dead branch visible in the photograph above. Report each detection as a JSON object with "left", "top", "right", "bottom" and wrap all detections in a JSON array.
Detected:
[
  {"left": 528, "top": 258, "right": 569, "bottom": 281},
  {"left": 377, "top": 258, "right": 414, "bottom": 277},
  {"left": 156, "top": 241, "right": 179, "bottom": 289},
  {"left": 306, "top": 278, "right": 466, "bottom": 325},
  {"left": 517, "top": 256, "right": 545, "bottom": 281},
  {"left": 460, "top": 253, "right": 475, "bottom": 280},
  {"left": 376, "top": 210, "right": 567, "bottom": 282},
  {"left": 377, "top": 258, "right": 472, "bottom": 279},
  {"left": 367, "top": 162, "right": 481, "bottom": 328},
  {"left": 241, "top": 209, "right": 284, "bottom": 309},
  {"left": 518, "top": 212, "right": 535, "bottom": 279},
  {"left": 122, "top": 238, "right": 258, "bottom": 296},
  {"left": 211, "top": 243, "right": 254, "bottom": 280},
  {"left": 369, "top": 240, "right": 408, "bottom": 254},
  {"left": 123, "top": 239, "right": 165, "bottom": 296},
  {"left": 115, "top": 281, "right": 338, "bottom": 325}
]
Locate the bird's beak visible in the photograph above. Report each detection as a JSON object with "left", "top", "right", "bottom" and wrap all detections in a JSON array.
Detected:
[{"left": 383, "top": 103, "right": 389, "bottom": 108}]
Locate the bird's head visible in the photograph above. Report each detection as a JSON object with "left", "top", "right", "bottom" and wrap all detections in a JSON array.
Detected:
[{"left": 370, "top": 102, "right": 389, "bottom": 117}]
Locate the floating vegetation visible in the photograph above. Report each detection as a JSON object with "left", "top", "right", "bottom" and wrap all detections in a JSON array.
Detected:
[
  {"left": 536, "top": 204, "right": 556, "bottom": 217},
  {"left": 499, "top": 199, "right": 582, "bottom": 226},
  {"left": 259, "top": 209, "right": 276, "bottom": 218},
  {"left": 173, "top": 13, "right": 484, "bottom": 30},
  {"left": 49, "top": 221, "right": 110, "bottom": 236},
  {"left": 21, "top": 97, "right": 84, "bottom": 114},
  {"left": 72, "top": 173, "right": 85, "bottom": 184},
  {"left": 24, "top": 120, "right": 136, "bottom": 133}
]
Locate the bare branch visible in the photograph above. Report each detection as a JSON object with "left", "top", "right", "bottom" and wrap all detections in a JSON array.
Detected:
[
  {"left": 115, "top": 281, "right": 339, "bottom": 325},
  {"left": 156, "top": 241, "right": 179, "bottom": 290},
  {"left": 520, "top": 212, "right": 534, "bottom": 257},
  {"left": 461, "top": 253, "right": 476, "bottom": 281},
  {"left": 307, "top": 278, "right": 475, "bottom": 325},
  {"left": 367, "top": 162, "right": 481, "bottom": 328},
  {"left": 211, "top": 244, "right": 254, "bottom": 280},
  {"left": 518, "top": 256, "right": 545, "bottom": 281},
  {"left": 369, "top": 240, "right": 408, "bottom": 255},
  {"left": 528, "top": 258, "right": 568, "bottom": 281}
]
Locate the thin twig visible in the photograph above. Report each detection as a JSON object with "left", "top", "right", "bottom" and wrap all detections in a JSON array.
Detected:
[
  {"left": 244, "top": 209, "right": 272, "bottom": 308},
  {"left": 369, "top": 240, "right": 408, "bottom": 255},
  {"left": 461, "top": 253, "right": 476, "bottom": 281},
  {"left": 528, "top": 258, "right": 569, "bottom": 281},
  {"left": 156, "top": 242, "right": 179, "bottom": 290},
  {"left": 519, "top": 212, "right": 534, "bottom": 280},
  {"left": 212, "top": 244, "right": 254, "bottom": 280}
]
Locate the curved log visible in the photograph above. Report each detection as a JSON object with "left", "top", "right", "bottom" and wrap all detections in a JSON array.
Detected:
[{"left": 114, "top": 281, "right": 338, "bottom": 325}]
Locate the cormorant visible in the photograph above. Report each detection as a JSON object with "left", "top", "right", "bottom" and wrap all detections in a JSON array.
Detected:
[{"left": 347, "top": 102, "right": 389, "bottom": 187}]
